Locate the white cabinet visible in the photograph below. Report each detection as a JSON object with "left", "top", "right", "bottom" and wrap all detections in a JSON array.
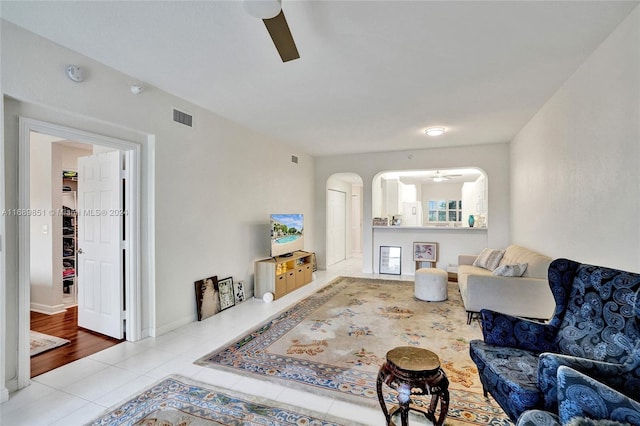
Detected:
[
  {"left": 382, "top": 177, "right": 402, "bottom": 218},
  {"left": 462, "top": 175, "right": 487, "bottom": 227},
  {"left": 382, "top": 178, "right": 417, "bottom": 221},
  {"left": 401, "top": 201, "right": 423, "bottom": 226}
]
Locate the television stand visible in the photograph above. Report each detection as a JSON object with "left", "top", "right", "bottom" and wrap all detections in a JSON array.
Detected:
[{"left": 255, "top": 251, "right": 315, "bottom": 300}]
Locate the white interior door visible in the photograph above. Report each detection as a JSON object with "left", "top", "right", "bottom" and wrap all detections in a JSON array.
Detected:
[
  {"left": 77, "top": 151, "right": 123, "bottom": 339},
  {"left": 327, "top": 189, "right": 347, "bottom": 266}
]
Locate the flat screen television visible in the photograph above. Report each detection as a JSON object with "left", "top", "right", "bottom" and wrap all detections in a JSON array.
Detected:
[{"left": 270, "top": 213, "right": 304, "bottom": 257}]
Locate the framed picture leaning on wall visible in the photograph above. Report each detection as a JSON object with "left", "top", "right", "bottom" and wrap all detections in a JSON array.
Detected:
[
  {"left": 379, "top": 246, "right": 402, "bottom": 275},
  {"left": 218, "top": 277, "right": 235, "bottom": 310},
  {"left": 233, "top": 280, "right": 246, "bottom": 303},
  {"left": 413, "top": 242, "right": 437, "bottom": 263},
  {"left": 194, "top": 276, "right": 220, "bottom": 321}
]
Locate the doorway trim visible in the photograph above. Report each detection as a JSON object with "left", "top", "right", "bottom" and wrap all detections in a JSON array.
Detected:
[{"left": 17, "top": 117, "right": 142, "bottom": 389}]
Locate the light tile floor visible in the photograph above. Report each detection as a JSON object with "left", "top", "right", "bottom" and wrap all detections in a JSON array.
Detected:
[{"left": 1, "top": 254, "right": 418, "bottom": 426}]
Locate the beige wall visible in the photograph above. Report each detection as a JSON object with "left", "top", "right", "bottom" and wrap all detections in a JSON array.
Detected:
[
  {"left": 2, "top": 21, "right": 315, "bottom": 392},
  {"left": 511, "top": 6, "right": 640, "bottom": 271}
]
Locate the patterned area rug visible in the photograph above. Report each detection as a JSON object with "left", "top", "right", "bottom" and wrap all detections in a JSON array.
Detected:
[
  {"left": 196, "top": 276, "right": 512, "bottom": 425},
  {"left": 87, "top": 375, "right": 361, "bottom": 426},
  {"left": 30, "top": 331, "right": 70, "bottom": 357}
]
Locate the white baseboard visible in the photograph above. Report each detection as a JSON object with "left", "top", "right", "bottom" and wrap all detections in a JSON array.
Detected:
[
  {"left": 30, "top": 302, "right": 66, "bottom": 315},
  {"left": 4, "top": 377, "right": 18, "bottom": 398},
  {"left": 140, "top": 326, "right": 154, "bottom": 340},
  {"left": 152, "top": 314, "right": 194, "bottom": 337}
]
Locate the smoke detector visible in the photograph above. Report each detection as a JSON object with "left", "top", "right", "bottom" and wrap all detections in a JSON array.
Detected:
[{"left": 65, "top": 65, "right": 84, "bottom": 82}]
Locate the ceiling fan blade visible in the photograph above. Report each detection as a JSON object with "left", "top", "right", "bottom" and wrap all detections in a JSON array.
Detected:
[{"left": 263, "top": 10, "right": 299, "bottom": 62}]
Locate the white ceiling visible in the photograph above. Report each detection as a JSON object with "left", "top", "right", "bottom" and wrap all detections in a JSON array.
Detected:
[{"left": 2, "top": 1, "right": 637, "bottom": 157}]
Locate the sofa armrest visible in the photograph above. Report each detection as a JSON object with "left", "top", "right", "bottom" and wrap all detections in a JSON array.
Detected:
[
  {"left": 538, "top": 352, "right": 640, "bottom": 412},
  {"left": 458, "top": 254, "right": 478, "bottom": 266},
  {"left": 518, "top": 366, "right": 640, "bottom": 425},
  {"left": 557, "top": 366, "right": 640, "bottom": 425},
  {"left": 480, "top": 309, "right": 558, "bottom": 352}
]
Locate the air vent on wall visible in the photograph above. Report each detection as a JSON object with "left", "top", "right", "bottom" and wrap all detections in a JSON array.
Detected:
[
  {"left": 173, "top": 108, "right": 193, "bottom": 127},
  {"left": 291, "top": 155, "right": 299, "bottom": 164}
]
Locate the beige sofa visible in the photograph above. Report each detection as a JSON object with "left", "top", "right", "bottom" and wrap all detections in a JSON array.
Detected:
[{"left": 457, "top": 245, "right": 555, "bottom": 324}]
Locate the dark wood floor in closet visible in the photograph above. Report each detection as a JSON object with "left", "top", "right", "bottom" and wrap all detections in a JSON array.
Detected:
[{"left": 31, "top": 306, "right": 124, "bottom": 378}]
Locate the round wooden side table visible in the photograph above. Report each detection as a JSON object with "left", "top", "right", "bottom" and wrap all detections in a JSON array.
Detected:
[{"left": 376, "top": 346, "right": 450, "bottom": 426}]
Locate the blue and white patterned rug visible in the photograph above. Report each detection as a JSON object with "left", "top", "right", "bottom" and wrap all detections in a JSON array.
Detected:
[
  {"left": 87, "top": 375, "right": 363, "bottom": 426},
  {"left": 196, "top": 276, "right": 511, "bottom": 425}
]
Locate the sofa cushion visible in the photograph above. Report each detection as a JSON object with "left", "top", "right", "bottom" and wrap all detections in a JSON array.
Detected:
[
  {"left": 493, "top": 263, "right": 528, "bottom": 277},
  {"left": 473, "top": 248, "right": 505, "bottom": 271},
  {"left": 469, "top": 340, "right": 543, "bottom": 421},
  {"left": 500, "top": 245, "right": 552, "bottom": 279},
  {"left": 458, "top": 264, "right": 494, "bottom": 278}
]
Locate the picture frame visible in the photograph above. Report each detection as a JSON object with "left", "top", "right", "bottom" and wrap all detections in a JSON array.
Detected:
[
  {"left": 379, "top": 246, "right": 401, "bottom": 275},
  {"left": 413, "top": 242, "right": 437, "bottom": 262},
  {"left": 373, "top": 217, "right": 388, "bottom": 226},
  {"left": 194, "top": 276, "right": 220, "bottom": 321},
  {"left": 233, "top": 280, "right": 246, "bottom": 303},
  {"left": 218, "top": 277, "right": 235, "bottom": 310}
]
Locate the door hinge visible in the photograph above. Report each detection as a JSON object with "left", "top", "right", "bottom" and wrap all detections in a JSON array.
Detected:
[
  {"left": 121, "top": 310, "right": 127, "bottom": 321},
  {"left": 120, "top": 169, "right": 129, "bottom": 179},
  {"left": 121, "top": 240, "right": 129, "bottom": 250}
]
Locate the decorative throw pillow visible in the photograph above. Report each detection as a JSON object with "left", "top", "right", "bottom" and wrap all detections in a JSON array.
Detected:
[
  {"left": 473, "top": 248, "right": 505, "bottom": 271},
  {"left": 493, "top": 263, "right": 528, "bottom": 277}
]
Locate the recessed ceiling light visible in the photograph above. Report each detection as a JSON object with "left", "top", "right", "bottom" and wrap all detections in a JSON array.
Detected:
[{"left": 425, "top": 127, "right": 445, "bottom": 137}]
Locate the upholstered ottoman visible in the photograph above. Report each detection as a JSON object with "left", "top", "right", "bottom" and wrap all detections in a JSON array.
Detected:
[{"left": 415, "top": 268, "right": 448, "bottom": 301}]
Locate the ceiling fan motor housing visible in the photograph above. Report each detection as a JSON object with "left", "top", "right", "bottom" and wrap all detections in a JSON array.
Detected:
[{"left": 244, "top": 0, "right": 281, "bottom": 19}]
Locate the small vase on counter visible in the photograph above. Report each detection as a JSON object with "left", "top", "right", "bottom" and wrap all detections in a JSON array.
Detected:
[{"left": 468, "top": 215, "right": 475, "bottom": 228}]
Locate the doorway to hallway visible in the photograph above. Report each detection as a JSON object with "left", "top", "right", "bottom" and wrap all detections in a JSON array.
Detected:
[{"left": 18, "top": 117, "right": 143, "bottom": 389}]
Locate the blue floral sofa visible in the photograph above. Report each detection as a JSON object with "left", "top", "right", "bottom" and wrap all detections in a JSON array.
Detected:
[{"left": 468, "top": 258, "right": 640, "bottom": 422}]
